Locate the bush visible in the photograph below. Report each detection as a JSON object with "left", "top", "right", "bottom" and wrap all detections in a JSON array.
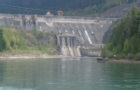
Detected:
[
  {"left": 126, "top": 53, "right": 134, "bottom": 60},
  {"left": 115, "top": 54, "right": 126, "bottom": 60},
  {"left": 134, "top": 52, "right": 140, "bottom": 61},
  {"left": 0, "top": 27, "right": 58, "bottom": 55}
]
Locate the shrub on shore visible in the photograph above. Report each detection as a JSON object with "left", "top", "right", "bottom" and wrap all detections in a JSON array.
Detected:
[{"left": 0, "top": 27, "right": 59, "bottom": 55}]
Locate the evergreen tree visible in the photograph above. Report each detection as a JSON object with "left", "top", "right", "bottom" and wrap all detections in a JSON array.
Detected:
[{"left": 101, "top": 7, "right": 140, "bottom": 60}]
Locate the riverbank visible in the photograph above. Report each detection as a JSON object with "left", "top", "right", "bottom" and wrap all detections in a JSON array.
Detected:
[
  {"left": 107, "top": 59, "right": 140, "bottom": 64},
  {"left": 0, "top": 53, "right": 69, "bottom": 59}
]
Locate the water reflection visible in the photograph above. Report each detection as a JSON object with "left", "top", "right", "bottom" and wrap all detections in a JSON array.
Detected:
[
  {"left": 102, "top": 62, "right": 140, "bottom": 90},
  {"left": 0, "top": 61, "right": 6, "bottom": 85},
  {"left": 0, "top": 58, "right": 140, "bottom": 90}
]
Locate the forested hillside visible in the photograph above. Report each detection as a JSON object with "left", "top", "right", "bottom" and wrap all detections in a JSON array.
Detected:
[
  {"left": 0, "top": 0, "right": 136, "bottom": 16},
  {"left": 0, "top": 0, "right": 104, "bottom": 14},
  {"left": 0, "top": 0, "right": 103, "bottom": 10},
  {"left": 66, "top": 0, "right": 137, "bottom": 16},
  {"left": 101, "top": 7, "right": 140, "bottom": 60}
]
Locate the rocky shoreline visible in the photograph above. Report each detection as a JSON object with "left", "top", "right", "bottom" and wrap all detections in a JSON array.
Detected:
[
  {"left": 96, "top": 57, "right": 140, "bottom": 64},
  {"left": 107, "top": 59, "right": 140, "bottom": 64}
]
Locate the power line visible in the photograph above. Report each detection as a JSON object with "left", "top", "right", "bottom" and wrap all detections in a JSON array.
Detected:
[{"left": 0, "top": 3, "right": 57, "bottom": 13}]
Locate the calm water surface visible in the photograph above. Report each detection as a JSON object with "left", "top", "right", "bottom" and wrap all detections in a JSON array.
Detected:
[{"left": 0, "top": 57, "right": 140, "bottom": 90}]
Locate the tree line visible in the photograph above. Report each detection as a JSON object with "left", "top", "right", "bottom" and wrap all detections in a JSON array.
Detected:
[
  {"left": 0, "top": 0, "right": 103, "bottom": 14},
  {"left": 101, "top": 6, "right": 140, "bottom": 60}
]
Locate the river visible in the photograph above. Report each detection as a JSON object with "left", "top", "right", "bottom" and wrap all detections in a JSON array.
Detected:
[{"left": 0, "top": 57, "right": 140, "bottom": 90}]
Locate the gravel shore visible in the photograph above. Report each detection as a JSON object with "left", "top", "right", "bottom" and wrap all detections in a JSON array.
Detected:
[{"left": 107, "top": 59, "right": 140, "bottom": 64}]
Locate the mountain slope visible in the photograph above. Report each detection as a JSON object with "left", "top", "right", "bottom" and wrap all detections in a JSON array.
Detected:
[
  {"left": 0, "top": 0, "right": 137, "bottom": 16},
  {"left": 0, "top": 0, "right": 103, "bottom": 14},
  {"left": 65, "top": 0, "right": 137, "bottom": 17}
]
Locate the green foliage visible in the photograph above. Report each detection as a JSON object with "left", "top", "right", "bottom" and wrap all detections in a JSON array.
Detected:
[
  {"left": 0, "top": 27, "right": 59, "bottom": 55},
  {"left": 101, "top": 43, "right": 114, "bottom": 58},
  {"left": 101, "top": 7, "right": 140, "bottom": 60},
  {"left": 134, "top": 52, "right": 140, "bottom": 60},
  {"left": 0, "top": 28, "right": 6, "bottom": 51},
  {"left": 0, "top": 27, "right": 27, "bottom": 51}
]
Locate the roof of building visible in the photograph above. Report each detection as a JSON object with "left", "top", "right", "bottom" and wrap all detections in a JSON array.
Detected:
[{"left": 57, "top": 11, "right": 63, "bottom": 13}]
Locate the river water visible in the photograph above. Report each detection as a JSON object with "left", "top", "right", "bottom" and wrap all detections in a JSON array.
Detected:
[{"left": 0, "top": 57, "right": 140, "bottom": 90}]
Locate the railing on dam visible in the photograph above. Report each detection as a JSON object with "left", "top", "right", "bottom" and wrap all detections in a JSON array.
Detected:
[
  {"left": 37, "top": 15, "right": 118, "bottom": 22},
  {"left": 0, "top": 13, "right": 119, "bottom": 21}
]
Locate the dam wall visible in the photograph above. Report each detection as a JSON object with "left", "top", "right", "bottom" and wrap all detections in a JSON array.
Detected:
[
  {"left": 0, "top": 14, "right": 116, "bottom": 46},
  {"left": 0, "top": 14, "right": 117, "bottom": 56}
]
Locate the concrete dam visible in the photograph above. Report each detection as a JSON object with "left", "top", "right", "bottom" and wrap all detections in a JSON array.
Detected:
[{"left": 0, "top": 14, "right": 117, "bottom": 57}]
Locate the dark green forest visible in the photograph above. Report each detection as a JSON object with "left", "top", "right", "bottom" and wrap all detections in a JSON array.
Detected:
[
  {"left": 101, "top": 7, "right": 140, "bottom": 60},
  {"left": 0, "top": 0, "right": 104, "bottom": 15},
  {"left": 0, "top": 0, "right": 136, "bottom": 16},
  {"left": 66, "top": 0, "right": 137, "bottom": 16}
]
